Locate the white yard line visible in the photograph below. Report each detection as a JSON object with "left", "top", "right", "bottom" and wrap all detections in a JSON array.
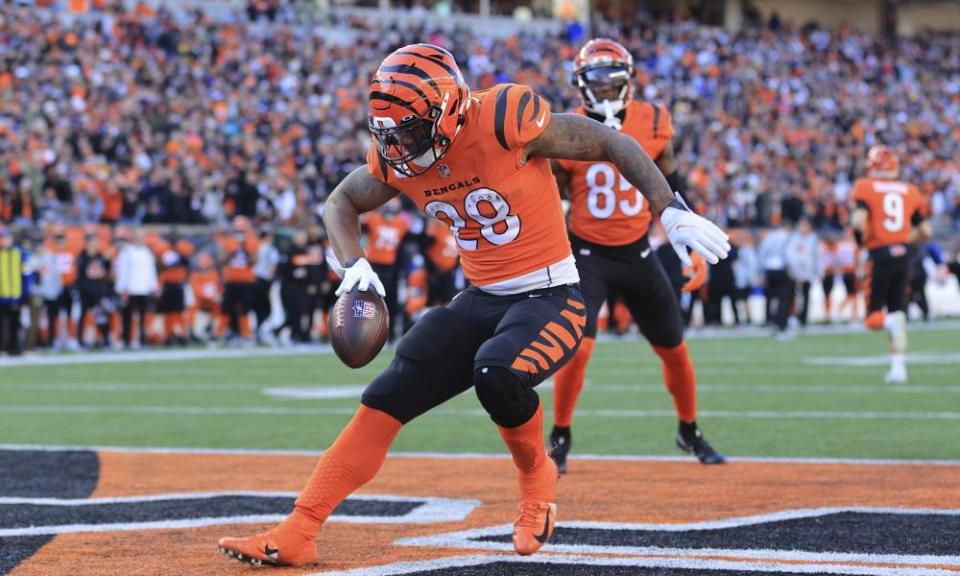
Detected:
[
  {"left": 4, "top": 404, "right": 960, "bottom": 421},
  {"left": 308, "top": 553, "right": 960, "bottom": 576},
  {"left": 3, "top": 320, "right": 959, "bottom": 367},
  {"left": 1, "top": 442, "right": 959, "bottom": 466}
]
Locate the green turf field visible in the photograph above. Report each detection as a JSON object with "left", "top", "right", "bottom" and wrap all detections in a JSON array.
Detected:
[{"left": 2, "top": 327, "right": 959, "bottom": 460}]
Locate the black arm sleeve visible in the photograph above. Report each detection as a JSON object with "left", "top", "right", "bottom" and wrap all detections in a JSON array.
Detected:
[{"left": 664, "top": 170, "right": 693, "bottom": 211}]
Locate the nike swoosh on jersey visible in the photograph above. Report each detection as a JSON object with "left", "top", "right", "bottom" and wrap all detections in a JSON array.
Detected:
[
  {"left": 640, "top": 247, "right": 652, "bottom": 258},
  {"left": 536, "top": 112, "right": 547, "bottom": 128}
]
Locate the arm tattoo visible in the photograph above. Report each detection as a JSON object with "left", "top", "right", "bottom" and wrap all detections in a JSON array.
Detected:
[
  {"left": 528, "top": 114, "right": 676, "bottom": 214},
  {"left": 322, "top": 167, "right": 400, "bottom": 264}
]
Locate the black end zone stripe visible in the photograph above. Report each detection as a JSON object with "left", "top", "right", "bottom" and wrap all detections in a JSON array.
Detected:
[
  {"left": 652, "top": 104, "right": 661, "bottom": 139},
  {"left": 494, "top": 86, "right": 512, "bottom": 151},
  {"left": 516, "top": 91, "right": 531, "bottom": 133},
  {"left": 380, "top": 64, "right": 441, "bottom": 96},
  {"left": 369, "top": 91, "right": 421, "bottom": 115}
]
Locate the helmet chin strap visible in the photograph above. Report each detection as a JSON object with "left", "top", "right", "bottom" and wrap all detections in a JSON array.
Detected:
[{"left": 600, "top": 100, "right": 623, "bottom": 130}]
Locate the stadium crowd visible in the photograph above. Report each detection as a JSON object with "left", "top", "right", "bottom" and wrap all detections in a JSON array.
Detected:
[{"left": 1, "top": 2, "right": 959, "bottom": 355}]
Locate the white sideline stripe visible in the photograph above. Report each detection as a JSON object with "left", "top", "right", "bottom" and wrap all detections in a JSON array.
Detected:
[
  {"left": 262, "top": 386, "right": 366, "bottom": 399},
  {"left": 3, "top": 320, "right": 959, "bottom": 368},
  {"left": 805, "top": 353, "right": 960, "bottom": 366},
  {"left": 0, "top": 491, "right": 299, "bottom": 506},
  {"left": 6, "top": 404, "right": 960, "bottom": 421},
  {"left": 397, "top": 508, "right": 960, "bottom": 567},
  {"left": 309, "top": 553, "right": 960, "bottom": 576},
  {"left": 2, "top": 443, "right": 960, "bottom": 467},
  {"left": 0, "top": 515, "right": 289, "bottom": 538},
  {"left": 0, "top": 345, "right": 336, "bottom": 367},
  {"left": 5, "top": 381, "right": 960, "bottom": 395},
  {"left": 0, "top": 493, "right": 480, "bottom": 537}
]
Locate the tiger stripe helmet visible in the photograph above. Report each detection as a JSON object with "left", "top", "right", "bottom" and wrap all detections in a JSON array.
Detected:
[
  {"left": 866, "top": 145, "right": 900, "bottom": 179},
  {"left": 369, "top": 43, "right": 470, "bottom": 177},
  {"left": 573, "top": 38, "right": 635, "bottom": 119}
]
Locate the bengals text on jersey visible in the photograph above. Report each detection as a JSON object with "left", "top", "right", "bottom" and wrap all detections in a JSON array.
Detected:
[{"left": 367, "top": 83, "right": 578, "bottom": 293}]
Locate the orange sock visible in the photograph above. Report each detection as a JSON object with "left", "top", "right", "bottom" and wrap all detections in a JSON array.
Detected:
[
  {"left": 865, "top": 311, "right": 885, "bottom": 331},
  {"left": 240, "top": 314, "right": 252, "bottom": 339},
  {"left": 498, "top": 402, "right": 554, "bottom": 503},
  {"left": 652, "top": 342, "right": 697, "bottom": 423},
  {"left": 552, "top": 337, "right": 596, "bottom": 428},
  {"left": 291, "top": 405, "right": 402, "bottom": 534}
]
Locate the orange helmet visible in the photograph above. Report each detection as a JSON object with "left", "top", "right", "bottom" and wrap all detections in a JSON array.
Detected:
[
  {"left": 573, "top": 38, "right": 635, "bottom": 120},
  {"left": 866, "top": 145, "right": 899, "bottom": 179},
  {"left": 368, "top": 43, "right": 470, "bottom": 177}
]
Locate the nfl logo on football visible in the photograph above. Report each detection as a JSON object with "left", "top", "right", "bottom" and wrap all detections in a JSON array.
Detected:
[{"left": 353, "top": 300, "right": 376, "bottom": 319}]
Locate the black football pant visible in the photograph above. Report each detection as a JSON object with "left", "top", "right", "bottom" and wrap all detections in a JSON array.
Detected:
[
  {"left": 253, "top": 278, "right": 273, "bottom": 330},
  {"left": 362, "top": 284, "right": 586, "bottom": 428},
  {"left": 122, "top": 295, "right": 149, "bottom": 347},
  {"left": 0, "top": 302, "right": 20, "bottom": 354},
  {"left": 571, "top": 234, "right": 683, "bottom": 347},
  {"left": 764, "top": 269, "right": 793, "bottom": 331},
  {"left": 222, "top": 282, "right": 254, "bottom": 338},
  {"left": 866, "top": 248, "right": 910, "bottom": 314},
  {"left": 277, "top": 282, "right": 310, "bottom": 343}
]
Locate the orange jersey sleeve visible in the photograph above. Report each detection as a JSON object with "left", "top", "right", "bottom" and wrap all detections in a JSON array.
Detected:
[
  {"left": 851, "top": 178, "right": 922, "bottom": 250},
  {"left": 365, "top": 84, "right": 572, "bottom": 288},
  {"left": 561, "top": 101, "right": 671, "bottom": 246}
]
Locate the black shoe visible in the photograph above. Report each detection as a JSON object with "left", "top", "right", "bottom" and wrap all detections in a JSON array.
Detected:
[
  {"left": 676, "top": 422, "right": 726, "bottom": 465},
  {"left": 549, "top": 426, "right": 571, "bottom": 474}
]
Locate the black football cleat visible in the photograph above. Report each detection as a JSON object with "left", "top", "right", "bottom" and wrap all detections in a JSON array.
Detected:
[
  {"left": 549, "top": 426, "right": 572, "bottom": 474},
  {"left": 676, "top": 423, "right": 726, "bottom": 465}
]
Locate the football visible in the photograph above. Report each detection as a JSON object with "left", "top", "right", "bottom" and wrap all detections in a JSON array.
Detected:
[{"left": 329, "top": 287, "right": 390, "bottom": 368}]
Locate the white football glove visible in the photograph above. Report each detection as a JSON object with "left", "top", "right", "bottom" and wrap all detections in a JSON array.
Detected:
[
  {"left": 660, "top": 194, "right": 730, "bottom": 267},
  {"left": 335, "top": 257, "right": 386, "bottom": 297}
]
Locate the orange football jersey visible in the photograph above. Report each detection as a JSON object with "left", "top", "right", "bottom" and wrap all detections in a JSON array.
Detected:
[
  {"left": 557, "top": 101, "right": 674, "bottom": 246},
  {"left": 850, "top": 178, "right": 922, "bottom": 251},
  {"left": 364, "top": 212, "right": 409, "bottom": 266},
  {"left": 367, "top": 84, "right": 571, "bottom": 288}
]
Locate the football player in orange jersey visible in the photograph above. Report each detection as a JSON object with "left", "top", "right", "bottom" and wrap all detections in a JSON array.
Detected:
[
  {"left": 850, "top": 145, "right": 931, "bottom": 383},
  {"left": 548, "top": 38, "right": 724, "bottom": 471},
  {"left": 218, "top": 43, "right": 729, "bottom": 567}
]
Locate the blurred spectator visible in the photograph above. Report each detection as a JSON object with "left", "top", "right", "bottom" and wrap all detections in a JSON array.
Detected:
[
  {"left": 253, "top": 227, "right": 280, "bottom": 341},
  {"left": 759, "top": 221, "right": 793, "bottom": 335},
  {"left": 115, "top": 229, "right": 159, "bottom": 349},
  {"left": 0, "top": 228, "right": 27, "bottom": 355},
  {"left": 0, "top": 5, "right": 953, "bottom": 235},
  {"left": 786, "top": 217, "right": 821, "bottom": 326},
  {"left": 731, "top": 229, "right": 759, "bottom": 325},
  {"left": 27, "top": 240, "right": 62, "bottom": 348},
  {"left": 75, "top": 233, "right": 113, "bottom": 348}
]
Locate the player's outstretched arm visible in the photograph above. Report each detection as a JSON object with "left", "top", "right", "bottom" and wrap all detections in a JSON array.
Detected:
[
  {"left": 526, "top": 113, "right": 729, "bottom": 265},
  {"left": 322, "top": 166, "right": 399, "bottom": 296}
]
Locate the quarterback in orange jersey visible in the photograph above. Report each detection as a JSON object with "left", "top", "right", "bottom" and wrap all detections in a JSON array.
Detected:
[
  {"left": 218, "top": 43, "right": 729, "bottom": 567},
  {"left": 548, "top": 38, "right": 724, "bottom": 472},
  {"left": 850, "top": 145, "right": 930, "bottom": 383}
]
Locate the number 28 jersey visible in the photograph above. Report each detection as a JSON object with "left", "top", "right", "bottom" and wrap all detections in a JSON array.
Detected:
[
  {"left": 366, "top": 84, "right": 576, "bottom": 293},
  {"left": 556, "top": 101, "right": 674, "bottom": 247},
  {"left": 850, "top": 178, "right": 923, "bottom": 251}
]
